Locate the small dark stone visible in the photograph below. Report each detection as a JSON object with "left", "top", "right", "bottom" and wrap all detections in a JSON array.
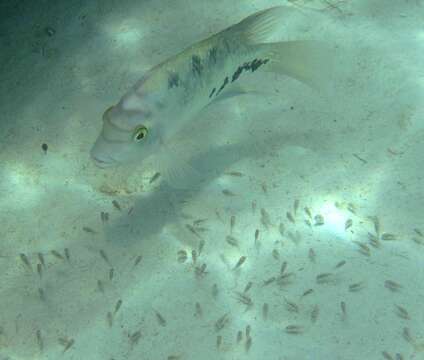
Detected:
[{"left": 42, "top": 143, "right": 48, "bottom": 153}]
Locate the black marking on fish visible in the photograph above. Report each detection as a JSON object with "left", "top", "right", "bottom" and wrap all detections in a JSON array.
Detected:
[
  {"left": 216, "top": 76, "right": 229, "bottom": 96},
  {"left": 208, "top": 47, "right": 218, "bottom": 64},
  {"left": 192, "top": 55, "right": 203, "bottom": 76},
  {"left": 231, "top": 66, "right": 243, "bottom": 82},
  {"left": 168, "top": 72, "right": 180, "bottom": 89},
  {"left": 231, "top": 58, "right": 270, "bottom": 83},
  {"left": 208, "top": 58, "right": 269, "bottom": 100}
]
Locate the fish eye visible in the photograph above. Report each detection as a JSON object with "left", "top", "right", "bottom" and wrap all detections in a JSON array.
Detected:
[{"left": 133, "top": 126, "right": 148, "bottom": 141}]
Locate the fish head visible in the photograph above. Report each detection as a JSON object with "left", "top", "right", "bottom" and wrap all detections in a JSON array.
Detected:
[{"left": 90, "top": 101, "right": 162, "bottom": 168}]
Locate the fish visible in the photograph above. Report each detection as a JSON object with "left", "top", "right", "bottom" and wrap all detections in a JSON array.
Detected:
[{"left": 90, "top": 7, "right": 332, "bottom": 187}]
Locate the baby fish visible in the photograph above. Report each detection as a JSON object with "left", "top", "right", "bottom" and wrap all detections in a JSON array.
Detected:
[
  {"left": 177, "top": 250, "right": 188, "bottom": 263},
  {"left": 37, "top": 253, "right": 45, "bottom": 268},
  {"left": 59, "top": 338, "right": 75, "bottom": 353},
  {"left": 237, "top": 330, "right": 243, "bottom": 343},
  {"left": 244, "top": 281, "right": 253, "bottom": 293},
  {"left": 382, "top": 352, "right": 394, "bottom": 360},
  {"left": 191, "top": 249, "right": 197, "bottom": 263},
  {"left": 225, "top": 170, "right": 244, "bottom": 177},
  {"left": 155, "top": 310, "right": 167, "bottom": 327},
  {"left": 293, "top": 199, "right": 299, "bottom": 214},
  {"left": 90, "top": 6, "right": 332, "bottom": 187},
  {"left": 245, "top": 336, "right": 252, "bottom": 352},
  {"left": 385, "top": 280, "right": 402, "bottom": 292},
  {"left": 251, "top": 200, "right": 257, "bottom": 213},
  {"left": 234, "top": 256, "right": 247, "bottom": 269},
  {"left": 316, "top": 272, "right": 336, "bottom": 284},
  {"left": 280, "top": 261, "right": 287, "bottom": 274},
  {"left": 37, "top": 263, "right": 43, "bottom": 278},
  {"left": 368, "top": 215, "right": 380, "bottom": 236},
  {"left": 402, "top": 327, "right": 414, "bottom": 344},
  {"left": 414, "top": 228, "right": 423, "bottom": 237},
  {"left": 340, "top": 301, "right": 347, "bottom": 318},
  {"left": 198, "top": 239, "right": 205, "bottom": 254},
  {"left": 216, "top": 335, "right": 222, "bottom": 349},
  {"left": 64, "top": 248, "right": 70, "bottom": 261},
  {"left": 302, "top": 288, "right": 314, "bottom": 297},
  {"left": 263, "top": 276, "right": 276, "bottom": 286},
  {"left": 226, "top": 235, "right": 239, "bottom": 247},
  {"left": 348, "top": 282, "right": 365, "bottom": 292},
  {"left": 97, "top": 279, "right": 104, "bottom": 293},
  {"left": 278, "top": 222, "right": 285, "bottom": 236},
  {"left": 345, "top": 219, "right": 352, "bottom": 230},
  {"left": 334, "top": 260, "right": 346, "bottom": 269},
  {"left": 215, "top": 313, "right": 229, "bottom": 331},
  {"left": 112, "top": 200, "right": 121, "bottom": 211},
  {"left": 230, "top": 215, "right": 236, "bottom": 233},
  {"left": 381, "top": 233, "right": 397, "bottom": 241},
  {"left": 245, "top": 324, "right": 251, "bottom": 337},
  {"left": 133, "top": 255, "right": 143, "bottom": 267},
  {"left": 212, "top": 283, "right": 219, "bottom": 298},
  {"left": 285, "top": 325, "right": 303, "bottom": 334},
  {"left": 286, "top": 211, "right": 295, "bottom": 224},
  {"left": 193, "top": 218, "right": 208, "bottom": 226},
  {"left": 19, "top": 253, "right": 32, "bottom": 270},
  {"left": 149, "top": 171, "right": 161, "bottom": 184},
  {"left": 38, "top": 288, "right": 46, "bottom": 301},
  {"left": 195, "top": 302, "right": 202, "bottom": 317},
  {"left": 83, "top": 226, "right": 97, "bottom": 234},
  {"left": 284, "top": 298, "right": 299, "bottom": 313},
  {"left": 368, "top": 232, "right": 380, "bottom": 248},
  {"left": 347, "top": 203, "right": 356, "bottom": 214},
  {"left": 394, "top": 305, "right": 410, "bottom": 320},
  {"left": 353, "top": 241, "right": 370, "bottom": 256},
  {"left": 100, "top": 211, "right": 109, "bottom": 222},
  {"left": 51, "top": 250, "right": 64, "bottom": 260},
  {"left": 262, "top": 303, "right": 269, "bottom": 320},
  {"left": 114, "top": 299, "right": 122, "bottom": 314},
  {"left": 235, "top": 292, "right": 253, "bottom": 307},
  {"left": 310, "top": 305, "right": 319, "bottom": 323},
  {"left": 308, "top": 248, "right": 316, "bottom": 263},
  {"left": 186, "top": 224, "right": 202, "bottom": 238},
  {"left": 195, "top": 263, "right": 208, "bottom": 277},
  {"left": 222, "top": 189, "right": 236, "bottom": 196},
  {"left": 99, "top": 249, "right": 111, "bottom": 266},
  {"left": 314, "top": 214, "right": 324, "bottom": 226},
  {"left": 276, "top": 272, "right": 295, "bottom": 286},
  {"left": 129, "top": 330, "right": 142, "bottom": 347},
  {"left": 106, "top": 312, "right": 113, "bottom": 327},
  {"left": 36, "top": 330, "right": 43, "bottom": 351},
  {"left": 260, "top": 208, "right": 271, "bottom": 228},
  {"left": 254, "top": 229, "right": 260, "bottom": 242},
  {"left": 304, "top": 207, "right": 312, "bottom": 219}
]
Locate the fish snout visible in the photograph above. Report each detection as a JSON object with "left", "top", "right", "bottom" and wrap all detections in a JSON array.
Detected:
[{"left": 90, "top": 139, "right": 118, "bottom": 168}]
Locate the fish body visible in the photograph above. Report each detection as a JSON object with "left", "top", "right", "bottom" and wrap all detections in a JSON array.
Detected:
[{"left": 90, "top": 7, "right": 331, "bottom": 184}]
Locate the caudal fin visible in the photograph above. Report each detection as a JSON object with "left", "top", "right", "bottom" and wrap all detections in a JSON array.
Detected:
[
  {"left": 259, "top": 40, "right": 334, "bottom": 91},
  {"left": 228, "top": 6, "right": 334, "bottom": 92}
]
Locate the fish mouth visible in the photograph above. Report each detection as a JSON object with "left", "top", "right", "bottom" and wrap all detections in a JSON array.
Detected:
[{"left": 91, "top": 154, "right": 117, "bottom": 168}]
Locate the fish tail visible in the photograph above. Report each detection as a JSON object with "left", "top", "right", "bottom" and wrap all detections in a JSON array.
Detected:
[
  {"left": 258, "top": 40, "right": 335, "bottom": 92},
  {"left": 229, "top": 6, "right": 335, "bottom": 92}
]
